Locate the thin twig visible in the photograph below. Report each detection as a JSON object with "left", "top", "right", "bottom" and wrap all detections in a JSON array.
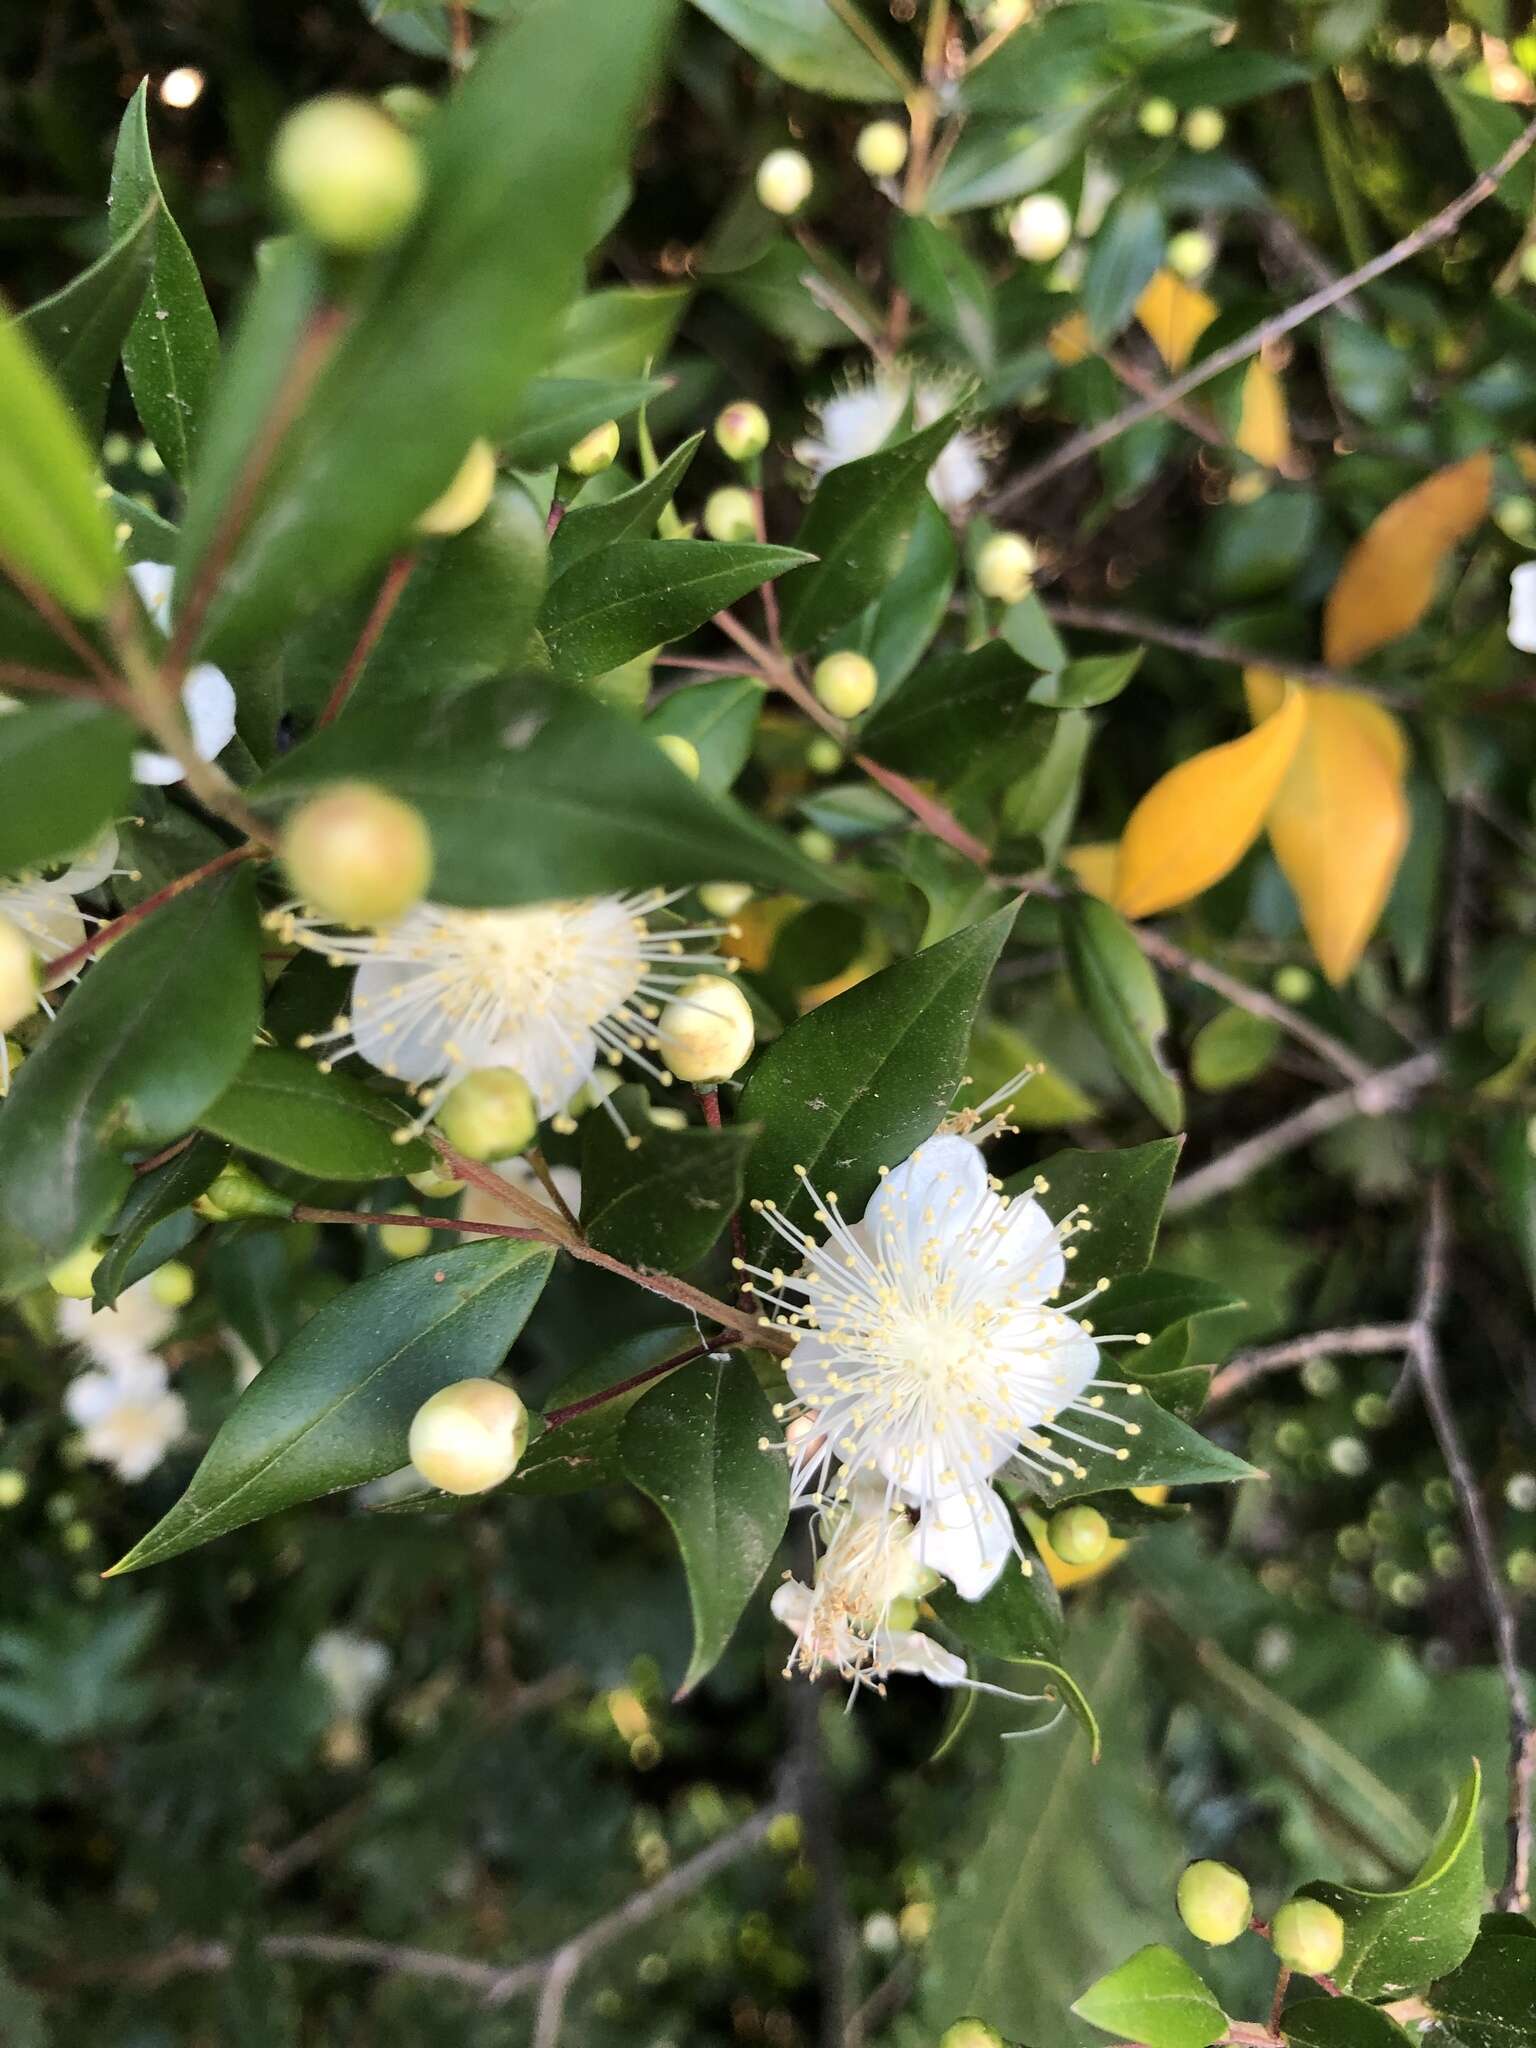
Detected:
[
  {"left": 0, "top": 560, "right": 124, "bottom": 693},
  {"left": 43, "top": 844, "right": 261, "bottom": 989},
  {"left": 845, "top": 1954, "right": 917, "bottom": 2046},
  {"left": 1207, "top": 1324, "right": 1416, "bottom": 1407},
  {"left": 0, "top": 661, "right": 113, "bottom": 703},
  {"left": 542, "top": 1340, "right": 726, "bottom": 1431},
  {"left": 1039, "top": 602, "right": 1399, "bottom": 702},
  {"left": 524, "top": 1147, "right": 580, "bottom": 1231},
  {"left": 317, "top": 552, "right": 417, "bottom": 727}
]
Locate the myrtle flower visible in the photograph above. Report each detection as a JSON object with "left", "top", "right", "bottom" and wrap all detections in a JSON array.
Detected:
[
  {"left": 272, "top": 891, "right": 731, "bottom": 1135},
  {"left": 795, "top": 367, "right": 988, "bottom": 515},
  {"left": 63, "top": 1353, "right": 187, "bottom": 1482},
  {"left": 743, "top": 1130, "right": 1147, "bottom": 1602},
  {"left": 306, "top": 1630, "right": 391, "bottom": 1718},
  {"left": 57, "top": 1276, "right": 175, "bottom": 1373},
  {"left": 0, "top": 829, "right": 130, "bottom": 1092},
  {"left": 1509, "top": 561, "right": 1536, "bottom": 652},
  {"left": 128, "top": 561, "right": 238, "bottom": 786}
]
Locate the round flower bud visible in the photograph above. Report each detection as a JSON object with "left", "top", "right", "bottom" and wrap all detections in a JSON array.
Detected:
[
  {"left": 282, "top": 782, "right": 433, "bottom": 929},
  {"left": 0, "top": 913, "right": 39, "bottom": 1034},
  {"left": 1009, "top": 192, "right": 1072, "bottom": 263},
  {"left": 566, "top": 420, "right": 620, "bottom": 476},
  {"left": 0, "top": 1471, "right": 25, "bottom": 1510},
  {"left": 1167, "top": 228, "right": 1215, "bottom": 279},
  {"left": 149, "top": 1260, "right": 196, "bottom": 1309},
  {"left": 1521, "top": 243, "right": 1536, "bottom": 288},
  {"left": 1138, "top": 95, "right": 1179, "bottom": 138},
  {"left": 806, "top": 734, "right": 843, "bottom": 775},
  {"left": 699, "top": 881, "right": 752, "bottom": 918},
  {"left": 1496, "top": 496, "right": 1536, "bottom": 543},
  {"left": 975, "top": 531, "right": 1038, "bottom": 604},
  {"left": 1273, "top": 964, "right": 1314, "bottom": 1003},
  {"left": 797, "top": 826, "right": 838, "bottom": 865},
  {"left": 856, "top": 120, "right": 909, "bottom": 179},
  {"left": 703, "top": 486, "right": 758, "bottom": 543},
  {"left": 436, "top": 1067, "right": 538, "bottom": 1161},
  {"left": 1183, "top": 106, "right": 1226, "bottom": 152},
  {"left": 756, "top": 148, "right": 814, "bottom": 216},
  {"left": 656, "top": 733, "right": 702, "bottom": 780},
  {"left": 940, "top": 2023, "right": 1005, "bottom": 2048},
  {"left": 813, "top": 650, "right": 878, "bottom": 719},
  {"left": 656, "top": 973, "right": 755, "bottom": 1083},
  {"left": 714, "top": 402, "right": 771, "bottom": 463},
  {"left": 1176, "top": 1861, "right": 1252, "bottom": 1947},
  {"left": 409, "top": 1377, "right": 528, "bottom": 1495},
  {"left": 272, "top": 95, "right": 424, "bottom": 255},
  {"left": 414, "top": 439, "right": 497, "bottom": 537},
  {"left": 379, "top": 1205, "right": 432, "bottom": 1259},
  {"left": 47, "top": 1245, "right": 101, "bottom": 1300},
  {"left": 1047, "top": 1503, "right": 1110, "bottom": 1566},
  {"left": 1271, "top": 1898, "right": 1346, "bottom": 1977},
  {"left": 407, "top": 1163, "right": 465, "bottom": 1199},
  {"left": 193, "top": 1160, "right": 292, "bottom": 1222},
  {"left": 378, "top": 85, "right": 435, "bottom": 132}
]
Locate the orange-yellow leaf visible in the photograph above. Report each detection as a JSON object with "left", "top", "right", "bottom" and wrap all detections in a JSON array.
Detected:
[
  {"left": 1048, "top": 312, "right": 1094, "bottom": 366},
  {"left": 1263, "top": 689, "right": 1410, "bottom": 984},
  {"left": 1135, "top": 270, "right": 1218, "bottom": 372},
  {"left": 1064, "top": 841, "right": 1119, "bottom": 901},
  {"left": 1112, "top": 685, "right": 1307, "bottom": 918},
  {"left": 1322, "top": 452, "right": 1492, "bottom": 665},
  {"left": 1236, "top": 360, "right": 1290, "bottom": 471}
]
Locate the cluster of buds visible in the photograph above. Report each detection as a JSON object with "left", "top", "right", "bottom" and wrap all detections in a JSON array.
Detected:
[{"left": 1177, "top": 1859, "right": 1345, "bottom": 1976}]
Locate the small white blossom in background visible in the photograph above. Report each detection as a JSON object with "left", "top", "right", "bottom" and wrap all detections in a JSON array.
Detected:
[
  {"left": 63, "top": 1353, "right": 187, "bottom": 1482},
  {"left": 0, "top": 827, "right": 128, "bottom": 1070},
  {"left": 795, "top": 368, "right": 988, "bottom": 515},
  {"left": 306, "top": 1630, "right": 392, "bottom": 1718},
  {"left": 460, "top": 1154, "right": 582, "bottom": 1228},
  {"left": 127, "top": 562, "right": 238, "bottom": 786},
  {"left": 1509, "top": 562, "right": 1536, "bottom": 652},
  {"left": 56, "top": 1276, "right": 176, "bottom": 1372}
]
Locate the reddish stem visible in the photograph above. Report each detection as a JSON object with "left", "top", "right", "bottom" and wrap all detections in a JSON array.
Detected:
[
  {"left": 751, "top": 489, "right": 782, "bottom": 652},
  {"left": 542, "top": 1340, "right": 723, "bottom": 1430},
  {"left": 697, "top": 1085, "right": 750, "bottom": 1278},
  {"left": 0, "top": 561, "right": 124, "bottom": 694},
  {"left": 133, "top": 1134, "right": 198, "bottom": 1178},
  {"left": 291, "top": 1205, "right": 543, "bottom": 1242},
  {"left": 317, "top": 552, "right": 417, "bottom": 727},
  {"left": 0, "top": 661, "right": 114, "bottom": 704},
  {"left": 43, "top": 843, "right": 261, "bottom": 989},
  {"left": 853, "top": 752, "right": 991, "bottom": 867}
]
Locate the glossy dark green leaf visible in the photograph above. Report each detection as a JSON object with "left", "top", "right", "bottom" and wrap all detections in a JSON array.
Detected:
[
  {"left": 1049, "top": 1382, "right": 1257, "bottom": 1502},
  {"left": 1029, "top": 649, "right": 1143, "bottom": 709},
  {"left": 201, "top": 1047, "right": 429, "bottom": 1180},
  {"left": 862, "top": 641, "right": 1051, "bottom": 789},
  {"left": 107, "top": 83, "right": 219, "bottom": 483},
  {"left": 929, "top": 1521, "right": 1063, "bottom": 1661},
  {"left": 550, "top": 435, "right": 703, "bottom": 574},
  {"left": 925, "top": 104, "right": 1101, "bottom": 213},
  {"left": 18, "top": 202, "right": 156, "bottom": 443},
  {"left": 1323, "top": 315, "right": 1414, "bottom": 424},
  {"left": 644, "top": 674, "right": 764, "bottom": 792},
  {"left": 1071, "top": 1945, "right": 1227, "bottom": 2048},
  {"left": 1093, "top": 1269, "right": 1239, "bottom": 1337},
  {"left": 0, "top": 699, "right": 136, "bottom": 875},
  {"left": 502, "top": 375, "right": 667, "bottom": 469},
  {"left": 511, "top": 1325, "right": 694, "bottom": 1496},
  {"left": 1084, "top": 192, "right": 1167, "bottom": 343},
  {"left": 1283, "top": 1998, "right": 1413, "bottom": 2048},
  {"left": 1438, "top": 77, "right": 1536, "bottom": 217},
  {"left": 1062, "top": 899, "right": 1184, "bottom": 1133},
  {"left": 1426, "top": 1917, "right": 1536, "bottom": 2048},
  {"left": 685, "top": 0, "right": 909, "bottom": 99},
  {"left": 1012, "top": 1138, "right": 1182, "bottom": 1286},
  {"left": 252, "top": 674, "right": 836, "bottom": 904},
  {"left": 551, "top": 286, "right": 691, "bottom": 379},
  {"left": 778, "top": 411, "right": 961, "bottom": 651},
  {"left": 581, "top": 1085, "right": 756, "bottom": 1273},
  {"left": 738, "top": 904, "right": 1013, "bottom": 1262},
  {"left": 830, "top": 495, "right": 958, "bottom": 698},
  {"left": 91, "top": 1134, "right": 226, "bottom": 1310},
  {"left": 0, "top": 312, "right": 124, "bottom": 619},
  {"left": 109, "top": 1238, "right": 554, "bottom": 1572},
  {"left": 0, "top": 867, "right": 261, "bottom": 1294},
  {"left": 620, "top": 1353, "right": 789, "bottom": 1694},
  {"left": 541, "top": 539, "right": 810, "bottom": 679},
  {"left": 893, "top": 217, "right": 995, "bottom": 370}
]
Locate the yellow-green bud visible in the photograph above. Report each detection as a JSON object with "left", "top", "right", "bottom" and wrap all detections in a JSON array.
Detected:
[
  {"left": 1495, "top": 496, "right": 1536, "bottom": 543},
  {"left": 699, "top": 881, "right": 752, "bottom": 918},
  {"left": 806, "top": 735, "right": 843, "bottom": 775},
  {"left": 194, "top": 1160, "right": 292, "bottom": 1222},
  {"left": 149, "top": 1260, "right": 196, "bottom": 1309},
  {"left": 714, "top": 402, "right": 771, "bottom": 463},
  {"left": 566, "top": 420, "right": 620, "bottom": 476},
  {"left": 436, "top": 1067, "right": 538, "bottom": 1161},
  {"left": 1522, "top": 243, "right": 1536, "bottom": 288},
  {"left": 282, "top": 781, "right": 433, "bottom": 929},
  {"left": 0, "top": 1471, "right": 25, "bottom": 1510},
  {"left": 756, "top": 148, "right": 814, "bottom": 216},
  {"left": 1047, "top": 1503, "right": 1110, "bottom": 1566},
  {"left": 656, "top": 973, "right": 755, "bottom": 1083},
  {"left": 47, "top": 1246, "right": 102, "bottom": 1300},
  {"left": 1176, "top": 1861, "right": 1252, "bottom": 1946},
  {"left": 272, "top": 95, "right": 423, "bottom": 254},
  {"left": 379, "top": 1205, "right": 432, "bottom": 1259},
  {"left": 1274, "top": 964, "right": 1314, "bottom": 1003},
  {"left": 975, "top": 531, "right": 1038, "bottom": 604},
  {"left": 1183, "top": 106, "right": 1226, "bottom": 152},
  {"left": 1009, "top": 192, "right": 1072, "bottom": 263},
  {"left": 1167, "top": 229, "right": 1215, "bottom": 279},
  {"left": 1138, "top": 96, "right": 1179, "bottom": 137},
  {"left": 656, "top": 733, "right": 702, "bottom": 780},
  {"left": 813, "top": 650, "right": 878, "bottom": 719},
  {"left": 856, "top": 120, "right": 909, "bottom": 179},
  {"left": 702, "top": 486, "right": 758, "bottom": 543},
  {"left": 62, "top": 1518, "right": 92, "bottom": 1555},
  {"left": 407, "top": 1164, "right": 465, "bottom": 1199},
  {"left": 409, "top": 1377, "right": 528, "bottom": 1494},
  {"left": 649, "top": 1104, "right": 689, "bottom": 1130},
  {"left": 797, "top": 826, "right": 838, "bottom": 864},
  {"left": 0, "top": 914, "right": 39, "bottom": 1034},
  {"left": 414, "top": 439, "right": 497, "bottom": 536},
  {"left": 1271, "top": 1899, "right": 1346, "bottom": 1977},
  {"left": 378, "top": 85, "right": 435, "bottom": 132},
  {"left": 940, "top": 2023, "right": 1006, "bottom": 2048}
]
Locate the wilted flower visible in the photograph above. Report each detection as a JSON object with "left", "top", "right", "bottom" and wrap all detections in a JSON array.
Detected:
[
  {"left": 127, "top": 562, "right": 238, "bottom": 786},
  {"left": 796, "top": 368, "right": 987, "bottom": 515},
  {"left": 63, "top": 1353, "right": 187, "bottom": 1482}
]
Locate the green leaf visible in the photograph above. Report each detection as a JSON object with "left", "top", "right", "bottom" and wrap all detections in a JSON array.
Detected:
[
  {"left": 1029, "top": 649, "right": 1143, "bottom": 710},
  {"left": 200, "top": 1046, "right": 429, "bottom": 1180},
  {"left": 92, "top": 1134, "right": 227, "bottom": 1309},
  {"left": 685, "top": 0, "right": 910, "bottom": 100},
  {"left": 778, "top": 410, "right": 963, "bottom": 651},
  {"left": 619, "top": 1354, "right": 789, "bottom": 1694},
  {"left": 1093, "top": 1270, "right": 1240, "bottom": 1337},
  {"left": 737, "top": 904, "right": 1013, "bottom": 1262},
  {"left": 0, "top": 699, "right": 136, "bottom": 875},
  {"left": 1191, "top": 1006, "right": 1282, "bottom": 1091},
  {"left": 1306, "top": 1764, "right": 1485, "bottom": 2000},
  {"left": 251, "top": 674, "right": 836, "bottom": 904},
  {"left": 925, "top": 104, "right": 1101, "bottom": 214},
  {"left": 541, "top": 539, "right": 811, "bottom": 679},
  {"left": 107, "top": 83, "right": 220, "bottom": 483},
  {"left": 1048, "top": 1383, "right": 1258, "bottom": 1502},
  {"left": 1437, "top": 78, "right": 1536, "bottom": 218},
  {"left": 892, "top": 217, "right": 995, "bottom": 371},
  {"left": 1283, "top": 1997, "right": 1414, "bottom": 2048},
  {"left": 644, "top": 674, "right": 765, "bottom": 792},
  {"left": 862, "top": 642, "right": 1051, "bottom": 790},
  {"left": 1015, "top": 1138, "right": 1182, "bottom": 1286},
  {"left": 18, "top": 201, "right": 156, "bottom": 444},
  {"left": 1062, "top": 899, "right": 1184, "bottom": 1133},
  {"left": 1083, "top": 192, "right": 1167, "bottom": 343},
  {"left": 929, "top": 1518, "right": 1064, "bottom": 1661},
  {"left": 581, "top": 1084, "right": 755, "bottom": 1272},
  {"left": 0, "top": 866, "right": 261, "bottom": 1293},
  {"left": 830, "top": 494, "right": 958, "bottom": 697},
  {"left": 502, "top": 376, "right": 667, "bottom": 470},
  {"left": 1071, "top": 1945, "right": 1227, "bottom": 2048},
  {"left": 0, "top": 311, "right": 123, "bottom": 618},
  {"left": 511, "top": 1326, "right": 695, "bottom": 1496},
  {"left": 108, "top": 1238, "right": 554, "bottom": 1573},
  {"left": 1426, "top": 1917, "right": 1536, "bottom": 2048},
  {"left": 551, "top": 286, "right": 690, "bottom": 380},
  {"left": 550, "top": 435, "right": 704, "bottom": 573}
]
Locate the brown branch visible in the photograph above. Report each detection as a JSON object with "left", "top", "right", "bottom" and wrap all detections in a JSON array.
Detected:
[
  {"left": 1207, "top": 1324, "right": 1416, "bottom": 1408},
  {"left": 1039, "top": 602, "right": 1399, "bottom": 703},
  {"left": 0, "top": 661, "right": 115, "bottom": 704},
  {"left": 290, "top": 1204, "right": 543, "bottom": 1242},
  {"left": 43, "top": 844, "right": 262, "bottom": 989},
  {"left": 542, "top": 1340, "right": 726, "bottom": 1431},
  {"left": 0, "top": 560, "right": 123, "bottom": 694},
  {"left": 317, "top": 552, "right": 417, "bottom": 727}
]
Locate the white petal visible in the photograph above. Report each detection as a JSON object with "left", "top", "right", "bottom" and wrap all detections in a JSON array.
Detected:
[
  {"left": 861, "top": 1131, "right": 990, "bottom": 1265},
  {"left": 1511, "top": 563, "right": 1536, "bottom": 653},
  {"left": 182, "top": 663, "right": 237, "bottom": 763},
  {"left": 350, "top": 950, "right": 481, "bottom": 1085},
  {"left": 771, "top": 1579, "right": 814, "bottom": 1631},
  {"left": 883, "top": 1629, "right": 968, "bottom": 1687},
  {"left": 128, "top": 560, "right": 175, "bottom": 627},
  {"left": 131, "top": 745, "right": 184, "bottom": 786},
  {"left": 911, "top": 1485, "right": 1014, "bottom": 1600},
  {"left": 0, "top": 884, "right": 84, "bottom": 962},
  {"left": 991, "top": 1188, "right": 1065, "bottom": 1299},
  {"left": 53, "top": 827, "right": 119, "bottom": 893},
  {"left": 64, "top": 1370, "right": 122, "bottom": 1426}
]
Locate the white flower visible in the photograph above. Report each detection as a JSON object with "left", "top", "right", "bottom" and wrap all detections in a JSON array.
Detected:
[
  {"left": 128, "top": 561, "right": 238, "bottom": 786},
  {"left": 57, "top": 1277, "right": 175, "bottom": 1372},
  {"left": 1510, "top": 562, "right": 1536, "bottom": 653},
  {"left": 0, "top": 832, "right": 130, "bottom": 1093},
  {"left": 273, "top": 890, "right": 730, "bottom": 1135},
  {"left": 795, "top": 369, "right": 988, "bottom": 515},
  {"left": 306, "top": 1630, "right": 391, "bottom": 1717},
  {"left": 63, "top": 1353, "right": 186, "bottom": 1482}
]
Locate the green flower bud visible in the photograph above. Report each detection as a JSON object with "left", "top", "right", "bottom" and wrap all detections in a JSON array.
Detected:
[
  {"left": 1167, "top": 229, "right": 1216, "bottom": 279},
  {"left": 702, "top": 485, "right": 758, "bottom": 543},
  {"left": 194, "top": 1161, "right": 292, "bottom": 1222},
  {"left": 378, "top": 85, "right": 436, "bottom": 132},
  {"left": 806, "top": 735, "right": 843, "bottom": 775},
  {"left": 436, "top": 1067, "right": 538, "bottom": 1161},
  {"left": 415, "top": 439, "right": 497, "bottom": 536},
  {"left": 149, "top": 1260, "right": 196, "bottom": 1309},
  {"left": 409, "top": 1377, "right": 528, "bottom": 1494},
  {"left": 1183, "top": 106, "right": 1226, "bottom": 152},
  {"left": 940, "top": 2022, "right": 1006, "bottom": 2048},
  {"left": 756, "top": 148, "right": 814, "bottom": 216},
  {"left": 813, "top": 650, "right": 878, "bottom": 718},
  {"left": 47, "top": 1245, "right": 103, "bottom": 1300},
  {"left": 282, "top": 781, "right": 434, "bottom": 929},
  {"left": 1271, "top": 1898, "right": 1345, "bottom": 1977},
  {"left": 856, "top": 120, "right": 909, "bottom": 179},
  {"left": 1047, "top": 1503, "right": 1110, "bottom": 1566},
  {"left": 0, "top": 1471, "right": 25, "bottom": 1510},
  {"left": 566, "top": 420, "right": 620, "bottom": 476},
  {"left": 1139, "top": 96, "right": 1178, "bottom": 137},
  {"left": 975, "top": 531, "right": 1037, "bottom": 604},
  {"left": 0, "top": 914, "right": 39, "bottom": 1034},
  {"left": 797, "top": 826, "right": 838, "bottom": 865},
  {"left": 407, "top": 1164, "right": 466, "bottom": 1199},
  {"left": 1273, "top": 964, "right": 1314, "bottom": 1003},
  {"left": 714, "top": 402, "right": 771, "bottom": 463},
  {"left": 656, "top": 733, "right": 702, "bottom": 780},
  {"left": 699, "top": 881, "right": 752, "bottom": 919},
  {"left": 1495, "top": 496, "right": 1536, "bottom": 543},
  {"left": 1176, "top": 1860, "right": 1252, "bottom": 1946},
  {"left": 379, "top": 1205, "right": 432, "bottom": 1259},
  {"left": 272, "top": 95, "right": 424, "bottom": 254},
  {"left": 656, "top": 973, "right": 755, "bottom": 1083}
]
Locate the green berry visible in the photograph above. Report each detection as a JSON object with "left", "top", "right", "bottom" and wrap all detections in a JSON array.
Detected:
[
  {"left": 47, "top": 1246, "right": 102, "bottom": 1300},
  {"left": 149, "top": 1260, "right": 196, "bottom": 1309},
  {"left": 940, "top": 2024, "right": 1005, "bottom": 2048},
  {"left": 378, "top": 1206, "right": 432, "bottom": 1259},
  {"left": 813, "top": 651, "right": 878, "bottom": 718},
  {"left": 1139, "top": 96, "right": 1178, "bottom": 137},
  {"left": 1176, "top": 1860, "right": 1252, "bottom": 1946},
  {"left": 702, "top": 485, "right": 758, "bottom": 542},
  {"left": 1047, "top": 1503, "right": 1111, "bottom": 1566},
  {"left": 855, "top": 120, "right": 909, "bottom": 179},
  {"left": 272, "top": 95, "right": 423, "bottom": 254},
  {"left": 409, "top": 1378, "right": 528, "bottom": 1494},
  {"left": 1183, "top": 106, "right": 1226, "bottom": 152},
  {"left": 1271, "top": 1898, "right": 1345, "bottom": 1977}
]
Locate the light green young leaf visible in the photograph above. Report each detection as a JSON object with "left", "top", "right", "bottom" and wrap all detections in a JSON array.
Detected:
[
  {"left": 1071, "top": 1945, "right": 1227, "bottom": 2048},
  {"left": 0, "top": 312, "right": 123, "bottom": 617},
  {"left": 1062, "top": 899, "right": 1184, "bottom": 1133}
]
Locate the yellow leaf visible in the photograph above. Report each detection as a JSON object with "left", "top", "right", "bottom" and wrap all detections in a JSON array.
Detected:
[
  {"left": 1263, "top": 689, "right": 1410, "bottom": 985},
  {"left": 1135, "top": 269, "right": 1218, "bottom": 372},
  {"left": 1322, "top": 452, "right": 1492, "bottom": 665},
  {"left": 1112, "top": 685, "right": 1307, "bottom": 918},
  {"left": 1064, "top": 841, "right": 1119, "bottom": 902},
  {"left": 1236, "top": 360, "right": 1290, "bottom": 471},
  {"left": 1048, "top": 312, "right": 1094, "bottom": 366}
]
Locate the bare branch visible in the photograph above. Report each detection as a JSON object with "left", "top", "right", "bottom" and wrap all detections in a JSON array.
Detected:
[
  {"left": 1207, "top": 1324, "right": 1416, "bottom": 1408},
  {"left": 1039, "top": 601, "right": 1400, "bottom": 703}
]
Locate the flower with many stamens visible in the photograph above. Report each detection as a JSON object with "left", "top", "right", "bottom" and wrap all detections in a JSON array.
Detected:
[
  {"left": 271, "top": 889, "right": 732, "bottom": 1137},
  {"left": 795, "top": 367, "right": 988, "bottom": 515}
]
